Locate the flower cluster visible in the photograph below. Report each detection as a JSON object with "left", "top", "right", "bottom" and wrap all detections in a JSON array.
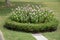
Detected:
[{"left": 10, "top": 4, "right": 54, "bottom": 23}]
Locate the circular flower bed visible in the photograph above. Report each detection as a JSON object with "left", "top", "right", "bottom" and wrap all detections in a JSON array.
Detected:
[{"left": 4, "top": 4, "right": 58, "bottom": 32}]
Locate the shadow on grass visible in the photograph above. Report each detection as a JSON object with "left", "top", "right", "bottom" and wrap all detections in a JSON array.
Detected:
[{"left": 4, "top": 24, "right": 57, "bottom": 34}]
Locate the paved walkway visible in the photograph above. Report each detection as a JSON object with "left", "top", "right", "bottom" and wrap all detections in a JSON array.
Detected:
[
  {"left": 32, "top": 33, "right": 48, "bottom": 40},
  {"left": 0, "top": 30, "right": 4, "bottom": 40}
]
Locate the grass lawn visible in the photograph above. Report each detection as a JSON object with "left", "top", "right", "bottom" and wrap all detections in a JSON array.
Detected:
[
  {"left": 0, "top": 0, "right": 60, "bottom": 40},
  {"left": 42, "top": 2, "right": 60, "bottom": 40},
  {"left": 0, "top": 0, "right": 60, "bottom": 2},
  {"left": 0, "top": 2, "right": 37, "bottom": 40}
]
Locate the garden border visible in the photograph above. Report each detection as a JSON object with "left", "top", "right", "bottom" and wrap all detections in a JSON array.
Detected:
[{"left": 4, "top": 19, "right": 58, "bottom": 32}]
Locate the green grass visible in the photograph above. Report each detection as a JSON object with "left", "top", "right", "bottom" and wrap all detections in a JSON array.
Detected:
[
  {"left": 0, "top": 0, "right": 60, "bottom": 2},
  {"left": 0, "top": 2, "right": 36, "bottom": 40},
  {"left": 0, "top": 0, "right": 60, "bottom": 40},
  {"left": 0, "top": 16, "right": 36, "bottom": 40},
  {"left": 42, "top": 2, "right": 60, "bottom": 40}
]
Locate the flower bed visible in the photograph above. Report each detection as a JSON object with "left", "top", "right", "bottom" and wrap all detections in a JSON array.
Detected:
[{"left": 4, "top": 4, "right": 58, "bottom": 32}]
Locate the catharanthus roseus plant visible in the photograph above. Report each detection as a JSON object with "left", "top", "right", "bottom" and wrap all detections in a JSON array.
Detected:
[{"left": 10, "top": 4, "right": 55, "bottom": 23}]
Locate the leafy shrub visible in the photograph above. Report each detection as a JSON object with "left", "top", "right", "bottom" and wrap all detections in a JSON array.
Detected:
[{"left": 4, "top": 19, "right": 58, "bottom": 32}]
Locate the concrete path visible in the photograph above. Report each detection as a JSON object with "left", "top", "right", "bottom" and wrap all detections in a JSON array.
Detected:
[
  {"left": 0, "top": 30, "right": 4, "bottom": 40},
  {"left": 32, "top": 33, "right": 48, "bottom": 40}
]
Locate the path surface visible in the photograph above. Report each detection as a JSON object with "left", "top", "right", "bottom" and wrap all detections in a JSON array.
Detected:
[
  {"left": 32, "top": 33, "right": 48, "bottom": 40},
  {"left": 0, "top": 30, "right": 4, "bottom": 40}
]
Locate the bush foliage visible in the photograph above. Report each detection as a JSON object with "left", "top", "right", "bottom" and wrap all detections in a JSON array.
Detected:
[{"left": 4, "top": 19, "right": 58, "bottom": 32}]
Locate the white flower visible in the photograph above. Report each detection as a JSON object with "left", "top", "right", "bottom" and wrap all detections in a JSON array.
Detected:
[
  {"left": 36, "top": 5, "right": 39, "bottom": 9},
  {"left": 41, "top": 13, "right": 44, "bottom": 15},
  {"left": 38, "top": 9, "right": 40, "bottom": 11},
  {"left": 44, "top": 15, "right": 47, "bottom": 17},
  {"left": 40, "top": 8, "right": 45, "bottom": 12},
  {"left": 31, "top": 9, "right": 34, "bottom": 12},
  {"left": 16, "top": 8, "right": 18, "bottom": 10},
  {"left": 34, "top": 9, "right": 37, "bottom": 11},
  {"left": 49, "top": 10, "right": 53, "bottom": 13},
  {"left": 33, "top": 12, "right": 35, "bottom": 15},
  {"left": 29, "top": 7, "right": 32, "bottom": 10}
]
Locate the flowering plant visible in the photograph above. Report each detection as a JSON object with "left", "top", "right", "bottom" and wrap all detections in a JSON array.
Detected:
[{"left": 10, "top": 4, "right": 54, "bottom": 23}]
